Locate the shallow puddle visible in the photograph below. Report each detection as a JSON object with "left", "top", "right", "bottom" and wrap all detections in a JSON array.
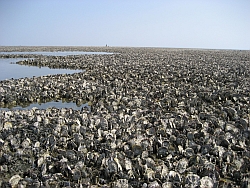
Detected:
[
  {"left": 0, "top": 58, "right": 83, "bottom": 80},
  {"left": 0, "top": 100, "right": 90, "bottom": 111}
]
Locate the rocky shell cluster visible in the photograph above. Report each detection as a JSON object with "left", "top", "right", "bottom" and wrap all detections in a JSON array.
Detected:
[{"left": 0, "top": 46, "right": 250, "bottom": 187}]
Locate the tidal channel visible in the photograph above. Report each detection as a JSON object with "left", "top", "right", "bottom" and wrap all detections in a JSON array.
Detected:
[{"left": 0, "top": 51, "right": 111, "bottom": 110}]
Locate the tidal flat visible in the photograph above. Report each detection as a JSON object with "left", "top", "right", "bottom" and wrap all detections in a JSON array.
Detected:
[{"left": 0, "top": 46, "right": 250, "bottom": 187}]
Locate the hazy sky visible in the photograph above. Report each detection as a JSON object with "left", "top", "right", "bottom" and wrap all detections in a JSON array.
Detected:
[{"left": 0, "top": 0, "right": 249, "bottom": 50}]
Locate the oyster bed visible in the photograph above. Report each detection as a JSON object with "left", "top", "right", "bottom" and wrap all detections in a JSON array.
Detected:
[{"left": 0, "top": 47, "right": 250, "bottom": 187}]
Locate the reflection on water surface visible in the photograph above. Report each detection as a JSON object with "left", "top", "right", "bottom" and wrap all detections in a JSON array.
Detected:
[
  {"left": 0, "top": 100, "right": 90, "bottom": 111},
  {"left": 0, "top": 58, "right": 82, "bottom": 80}
]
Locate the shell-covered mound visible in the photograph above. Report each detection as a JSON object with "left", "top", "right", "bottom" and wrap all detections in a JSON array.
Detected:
[{"left": 0, "top": 47, "right": 250, "bottom": 187}]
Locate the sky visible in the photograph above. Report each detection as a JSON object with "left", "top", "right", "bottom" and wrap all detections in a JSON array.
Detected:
[{"left": 0, "top": 0, "right": 249, "bottom": 50}]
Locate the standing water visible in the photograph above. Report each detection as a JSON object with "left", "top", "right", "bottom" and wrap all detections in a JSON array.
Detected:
[{"left": 0, "top": 51, "right": 112, "bottom": 110}]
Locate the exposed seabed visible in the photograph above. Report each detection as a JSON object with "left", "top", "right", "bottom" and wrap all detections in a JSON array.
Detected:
[{"left": 0, "top": 46, "right": 250, "bottom": 187}]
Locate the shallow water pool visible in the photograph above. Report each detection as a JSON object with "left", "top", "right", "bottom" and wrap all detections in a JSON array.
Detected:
[
  {"left": 0, "top": 100, "right": 90, "bottom": 111},
  {"left": 0, "top": 58, "right": 82, "bottom": 80}
]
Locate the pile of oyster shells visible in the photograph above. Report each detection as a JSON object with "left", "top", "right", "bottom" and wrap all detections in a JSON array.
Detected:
[{"left": 0, "top": 47, "right": 250, "bottom": 187}]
